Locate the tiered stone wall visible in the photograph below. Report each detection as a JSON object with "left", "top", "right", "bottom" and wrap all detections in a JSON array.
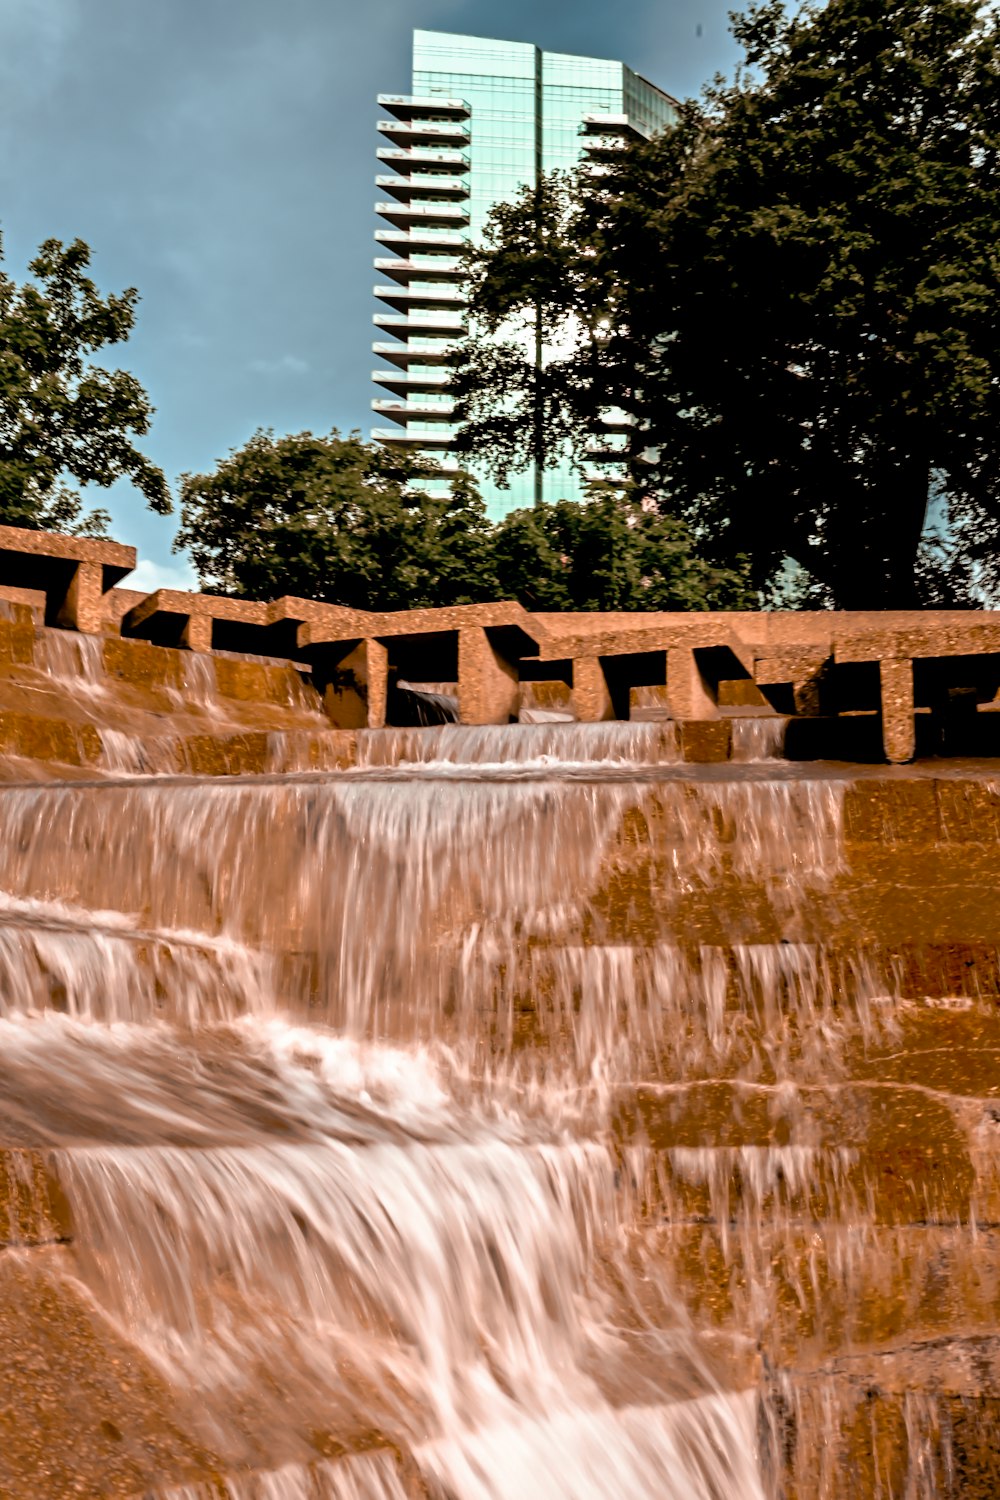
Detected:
[{"left": 4, "top": 522, "right": 1000, "bottom": 762}]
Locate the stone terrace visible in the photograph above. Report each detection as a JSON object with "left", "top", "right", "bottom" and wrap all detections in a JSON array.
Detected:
[{"left": 5, "top": 522, "right": 1000, "bottom": 763}]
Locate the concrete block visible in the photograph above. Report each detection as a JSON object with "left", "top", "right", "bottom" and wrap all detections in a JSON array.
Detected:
[
  {"left": 666, "top": 647, "right": 718, "bottom": 720},
  {"left": 54, "top": 562, "right": 104, "bottom": 635},
  {"left": 572, "top": 656, "right": 614, "bottom": 721},
  {"left": 321, "top": 639, "right": 387, "bottom": 729},
  {"left": 881, "top": 657, "right": 916, "bottom": 763},
  {"left": 680, "top": 719, "right": 733, "bottom": 763},
  {"left": 458, "top": 626, "right": 519, "bottom": 725}
]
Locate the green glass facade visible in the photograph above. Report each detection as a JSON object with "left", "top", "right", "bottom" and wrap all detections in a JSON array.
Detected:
[{"left": 372, "top": 32, "right": 676, "bottom": 517}]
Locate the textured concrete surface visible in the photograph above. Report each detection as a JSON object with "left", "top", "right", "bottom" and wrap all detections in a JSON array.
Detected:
[
  {"left": 0, "top": 526, "right": 134, "bottom": 635},
  {"left": 9, "top": 523, "right": 1000, "bottom": 760}
]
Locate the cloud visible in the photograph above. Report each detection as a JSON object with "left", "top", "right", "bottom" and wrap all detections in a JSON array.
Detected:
[
  {"left": 249, "top": 353, "right": 310, "bottom": 377},
  {"left": 126, "top": 557, "right": 197, "bottom": 594}
]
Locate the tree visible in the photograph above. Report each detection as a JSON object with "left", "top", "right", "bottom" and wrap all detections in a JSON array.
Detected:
[
  {"left": 492, "top": 484, "right": 755, "bottom": 611},
  {"left": 454, "top": 0, "right": 1000, "bottom": 608},
  {"left": 0, "top": 235, "right": 170, "bottom": 533},
  {"left": 177, "top": 430, "right": 749, "bottom": 614},
  {"left": 176, "top": 428, "right": 499, "bottom": 609}
]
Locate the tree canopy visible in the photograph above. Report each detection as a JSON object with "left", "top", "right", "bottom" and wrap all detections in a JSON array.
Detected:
[
  {"left": 453, "top": 0, "right": 1000, "bottom": 608},
  {"left": 0, "top": 235, "right": 169, "bottom": 533},
  {"left": 176, "top": 429, "right": 497, "bottom": 609},
  {"left": 176, "top": 430, "right": 752, "bottom": 612},
  {"left": 492, "top": 484, "right": 755, "bottom": 612}
]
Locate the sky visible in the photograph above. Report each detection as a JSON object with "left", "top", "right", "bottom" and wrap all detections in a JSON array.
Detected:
[{"left": 1, "top": 0, "right": 744, "bottom": 587}]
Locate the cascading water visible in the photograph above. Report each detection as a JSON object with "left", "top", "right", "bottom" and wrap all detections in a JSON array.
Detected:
[{"left": 3, "top": 677, "right": 997, "bottom": 1496}]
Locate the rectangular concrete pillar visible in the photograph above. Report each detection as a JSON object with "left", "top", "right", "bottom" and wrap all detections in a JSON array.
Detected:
[
  {"left": 880, "top": 657, "right": 915, "bottom": 763},
  {"left": 319, "top": 638, "right": 388, "bottom": 729},
  {"left": 458, "top": 626, "right": 519, "bottom": 725},
  {"left": 572, "top": 656, "right": 614, "bottom": 722},
  {"left": 54, "top": 562, "right": 104, "bottom": 635},
  {"left": 180, "top": 614, "right": 213, "bottom": 652},
  {"left": 362, "top": 638, "right": 388, "bottom": 728},
  {"left": 666, "top": 647, "right": 718, "bottom": 720}
]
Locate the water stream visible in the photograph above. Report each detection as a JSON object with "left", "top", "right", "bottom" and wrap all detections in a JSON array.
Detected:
[{"left": 1, "top": 714, "right": 989, "bottom": 1496}]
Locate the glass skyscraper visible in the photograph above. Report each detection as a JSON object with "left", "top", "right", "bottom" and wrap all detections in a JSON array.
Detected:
[{"left": 372, "top": 31, "right": 677, "bottom": 517}]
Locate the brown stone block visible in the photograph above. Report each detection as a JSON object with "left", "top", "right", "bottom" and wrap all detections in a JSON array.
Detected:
[
  {"left": 0, "top": 710, "right": 101, "bottom": 767},
  {"left": 640, "top": 1085, "right": 976, "bottom": 1228},
  {"left": 717, "top": 678, "right": 768, "bottom": 707},
  {"left": 212, "top": 655, "right": 316, "bottom": 708},
  {"left": 319, "top": 641, "right": 370, "bottom": 729},
  {"left": 842, "top": 777, "right": 940, "bottom": 845},
  {"left": 180, "top": 729, "right": 356, "bottom": 776},
  {"left": 521, "top": 679, "right": 573, "bottom": 718},
  {"left": 936, "top": 778, "right": 1000, "bottom": 843},
  {"left": 0, "top": 1150, "right": 72, "bottom": 1246},
  {"left": 873, "top": 942, "right": 1000, "bottom": 1004},
  {"left": 645, "top": 1223, "right": 1000, "bottom": 1370},
  {"left": 680, "top": 719, "right": 733, "bottom": 763},
  {"left": 666, "top": 645, "right": 719, "bottom": 720},
  {"left": 101, "top": 636, "right": 184, "bottom": 692},
  {"left": 838, "top": 853, "right": 1000, "bottom": 944},
  {"left": 0, "top": 616, "right": 36, "bottom": 667},
  {"left": 850, "top": 1004, "right": 1000, "bottom": 1097},
  {"left": 619, "top": 1083, "right": 786, "bottom": 1152},
  {"left": 783, "top": 1374, "right": 1000, "bottom": 1499},
  {"left": 0, "top": 589, "right": 46, "bottom": 621},
  {"left": 0, "top": 1250, "right": 217, "bottom": 1498},
  {"left": 54, "top": 560, "right": 105, "bottom": 635},
  {"left": 879, "top": 656, "right": 916, "bottom": 761},
  {"left": 180, "top": 732, "right": 269, "bottom": 776}
]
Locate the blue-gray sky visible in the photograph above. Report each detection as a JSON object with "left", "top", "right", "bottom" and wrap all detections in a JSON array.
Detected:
[{"left": 1, "top": 0, "right": 743, "bottom": 586}]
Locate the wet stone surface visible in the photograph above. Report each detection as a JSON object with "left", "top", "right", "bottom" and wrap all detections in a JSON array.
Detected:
[{"left": 1, "top": 640, "right": 1000, "bottom": 1496}]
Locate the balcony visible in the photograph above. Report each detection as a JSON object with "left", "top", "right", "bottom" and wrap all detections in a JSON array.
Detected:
[
  {"left": 372, "top": 340, "right": 461, "bottom": 368},
  {"left": 375, "top": 227, "right": 468, "bottom": 254},
  {"left": 373, "top": 256, "right": 465, "bottom": 286},
  {"left": 581, "top": 133, "right": 631, "bottom": 157},
  {"left": 375, "top": 201, "right": 470, "bottom": 231},
  {"left": 371, "top": 398, "right": 456, "bottom": 426},
  {"left": 377, "top": 94, "right": 470, "bottom": 120},
  {"left": 582, "top": 112, "right": 631, "bottom": 129},
  {"left": 375, "top": 173, "right": 469, "bottom": 204},
  {"left": 373, "top": 309, "right": 466, "bottom": 340},
  {"left": 377, "top": 118, "right": 471, "bottom": 148},
  {"left": 377, "top": 147, "right": 470, "bottom": 170},
  {"left": 371, "top": 367, "right": 454, "bottom": 394},
  {"left": 374, "top": 283, "right": 467, "bottom": 313},
  {"left": 371, "top": 426, "right": 457, "bottom": 451}
]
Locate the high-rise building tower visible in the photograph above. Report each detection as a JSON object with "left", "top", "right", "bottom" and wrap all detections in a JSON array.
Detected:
[{"left": 371, "top": 31, "right": 677, "bottom": 517}]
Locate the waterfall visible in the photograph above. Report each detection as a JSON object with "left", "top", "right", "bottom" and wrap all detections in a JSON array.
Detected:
[{"left": 3, "top": 691, "right": 993, "bottom": 1497}]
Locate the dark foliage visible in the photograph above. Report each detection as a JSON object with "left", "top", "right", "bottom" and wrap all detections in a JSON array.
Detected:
[
  {"left": 0, "top": 235, "right": 169, "bottom": 534},
  {"left": 177, "top": 429, "right": 498, "bottom": 609},
  {"left": 454, "top": 0, "right": 1000, "bottom": 608},
  {"left": 177, "top": 431, "right": 752, "bottom": 612},
  {"left": 492, "top": 485, "right": 755, "bottom": 611}
]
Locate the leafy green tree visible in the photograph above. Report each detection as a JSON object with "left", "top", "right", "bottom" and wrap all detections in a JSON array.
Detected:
[
  {"left": 492, "top": 484, "right": 755, "bottom": 611},
  {"left": 455, "top": 0, "right": 1000, "bottom": 608},
  {"left": 176, "top": 428, "right": 499, "bottom": 609},
  {"left": 0, "top": 235, "right": 170, "bottom": 533}
]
